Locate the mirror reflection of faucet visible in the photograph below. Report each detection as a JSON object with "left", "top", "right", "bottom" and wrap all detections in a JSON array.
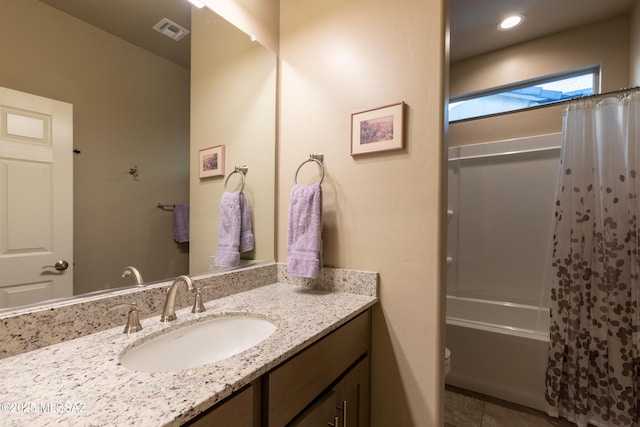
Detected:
[{"left": 122, "top": 266, "right": 144, "bottom": 286}]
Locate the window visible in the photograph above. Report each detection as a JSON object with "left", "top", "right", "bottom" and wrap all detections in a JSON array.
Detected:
[{"left": 449, "top": 69, "right": 598, "bottom": 122}]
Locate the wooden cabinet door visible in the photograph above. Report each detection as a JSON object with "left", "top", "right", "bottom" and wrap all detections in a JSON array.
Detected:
[
  {"left": 335, "top": 356, "right": 370, "bottom": 427},
  {"left": 268, "top": 311, "right": 370, "bottom": 426},
  {"left": 289, "top": 389, "right": 339, "bottom": 427},
  {"left": 288, "top": 356, "right": 371, "bottom": 427}
]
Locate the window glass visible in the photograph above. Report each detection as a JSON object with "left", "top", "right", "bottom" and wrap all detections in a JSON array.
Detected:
[{"left": 449, "top": 70, "right": 596, "bottom": 122}]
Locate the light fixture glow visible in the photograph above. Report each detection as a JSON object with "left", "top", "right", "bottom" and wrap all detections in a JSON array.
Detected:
[
  {"left": 187, "top": 0, "right": 205, "bottom": 8},
  {"left": 498, "top": 14, "right": 524, "bottom": 30}
]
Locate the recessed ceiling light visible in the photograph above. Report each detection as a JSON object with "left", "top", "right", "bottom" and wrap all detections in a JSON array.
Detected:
[{"left": 498, "top": 14, "right": 524, "bottom": 31}]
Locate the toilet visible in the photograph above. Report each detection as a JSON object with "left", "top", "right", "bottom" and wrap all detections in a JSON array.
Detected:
[{"left": 445, "top": 347, "right": 451, "bottom": 376}]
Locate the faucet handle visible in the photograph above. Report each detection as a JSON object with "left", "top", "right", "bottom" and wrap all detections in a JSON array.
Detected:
[
  {"left": 107, "top": 301, "right": 143, "bottom": 334},
  {"left": 192, "top": 287, "right": 206, "bottom": 314}
]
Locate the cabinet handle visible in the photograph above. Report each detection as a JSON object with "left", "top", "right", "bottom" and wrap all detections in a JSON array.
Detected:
[
  {"left": 327, "top": 415, "right": 339, "bottom": 426},
  {"left": 337, "top": 400, "right": 348, "bottom": 427}
]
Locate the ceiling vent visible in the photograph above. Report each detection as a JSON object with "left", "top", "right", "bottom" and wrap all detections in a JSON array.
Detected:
[{"left": 152, "top": 18, "right": 189, "bottom": 41}]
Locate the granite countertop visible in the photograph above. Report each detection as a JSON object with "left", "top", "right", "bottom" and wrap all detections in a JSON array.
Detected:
[{"left": 0, "top": 282, "right": 377, "bottom": 426}]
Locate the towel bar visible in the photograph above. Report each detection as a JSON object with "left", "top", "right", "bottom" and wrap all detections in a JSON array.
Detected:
[
  {"left": 157, "top": 203, "right": 175, "bottom": 210},
  {"left": 295, "top": 154, "right": 324, "bottom": 185}
]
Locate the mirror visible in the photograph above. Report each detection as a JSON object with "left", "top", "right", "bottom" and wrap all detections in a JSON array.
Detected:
[{"left": 0, "top": 0, "right": 276, "bottom": 311}]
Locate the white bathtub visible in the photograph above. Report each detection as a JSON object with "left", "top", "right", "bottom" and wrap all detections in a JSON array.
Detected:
[{"left": 445, "top": 295, "right": 550, "bottom": 411}]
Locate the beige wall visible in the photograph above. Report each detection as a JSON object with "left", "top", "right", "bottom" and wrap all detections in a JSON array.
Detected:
[
  {"left": 450, "top": 15, "right": 630, "bottom": 146},
  {"left": 632, "top": 3, "right": 640, "bottom": 86},
  {"left": 190, "top": 8, "right": 277, "bottom": 273},
  {"left": 0, "top": 0, "right": 190, "bottom": 293},
  {"left": 279, "top": 0, "right": 447, "bottom": 425}
]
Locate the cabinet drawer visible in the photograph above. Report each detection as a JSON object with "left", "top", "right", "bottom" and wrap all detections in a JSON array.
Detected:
[
  {"left": 184, "top": 382, "right": 257, "bottom": 427},
  {"left": 267, "top": 310, "right": 370, "bottom": 426}
]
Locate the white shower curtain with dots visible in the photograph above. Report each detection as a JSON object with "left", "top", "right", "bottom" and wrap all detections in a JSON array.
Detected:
[{"left": 546, "top": 92, "right": 640, "bottom": 427}]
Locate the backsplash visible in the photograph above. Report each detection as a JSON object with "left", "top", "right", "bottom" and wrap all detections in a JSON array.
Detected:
[
  {"left": 0, "top": 262, "right": 377, "bottom": 360},
  {"left": 0, "top": 264, "right": 276, "bottom": 360},
  {"left": 276, "top": 263, "right": 378, "bottom": 296}
]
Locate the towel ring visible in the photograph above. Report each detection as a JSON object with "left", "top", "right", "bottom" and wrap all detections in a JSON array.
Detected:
[
  {"left": 294, "top": 154, "right": 324, "bottom": 185},
  {"left": 224, "top": 166, "right": 248, "bottom": 192}
]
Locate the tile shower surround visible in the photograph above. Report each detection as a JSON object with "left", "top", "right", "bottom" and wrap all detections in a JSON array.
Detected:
[{"left": 0, "top": 263, "right": 378, "bottom": 360}]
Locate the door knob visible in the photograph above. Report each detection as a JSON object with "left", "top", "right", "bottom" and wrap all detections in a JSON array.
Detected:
[{"left": 42, "top": 260, "right": 69, "bottom": 271}]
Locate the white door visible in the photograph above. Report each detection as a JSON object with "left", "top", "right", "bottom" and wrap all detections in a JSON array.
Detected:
[{"left": 0, "top": 87, "right": 73, "bottom": 308}]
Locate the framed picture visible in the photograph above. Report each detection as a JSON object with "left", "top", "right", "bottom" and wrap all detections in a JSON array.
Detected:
[
  {"left": 351, "top": 102, "right": 405, "bottom": 156},
  {"left": 199, "top": 145, "right": 225, "bottom": 178}
]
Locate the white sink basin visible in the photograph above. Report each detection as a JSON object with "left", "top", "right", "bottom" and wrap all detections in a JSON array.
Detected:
[{"left": 119, "top": 315, "right": 276, "bottom": 373}]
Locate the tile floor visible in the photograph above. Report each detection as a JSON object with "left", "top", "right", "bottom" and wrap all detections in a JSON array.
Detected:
[{"left": 444, "top": 385, "right": 577, "bottom": 427}]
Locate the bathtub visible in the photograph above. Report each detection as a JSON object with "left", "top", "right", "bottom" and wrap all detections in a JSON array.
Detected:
[{"left": 445, "top": 295, "right": 550, "bottom": 411}]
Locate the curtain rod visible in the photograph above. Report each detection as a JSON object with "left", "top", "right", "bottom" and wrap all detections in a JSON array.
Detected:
[{"left": 568, "top": 86, "right": 640, "bottom": 104}]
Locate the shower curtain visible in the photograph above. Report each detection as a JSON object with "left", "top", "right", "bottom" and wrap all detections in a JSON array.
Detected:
[{"left": 545, "top": 92, "right": 640, "bottom": 427}]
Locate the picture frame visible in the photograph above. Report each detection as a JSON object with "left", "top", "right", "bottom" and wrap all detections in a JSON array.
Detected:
[
  {"left": 199, "top": 145, "right": 225, "bottom": 178},
  {"left": 350, "top": 102, "right": 405, "bottom": 156}
]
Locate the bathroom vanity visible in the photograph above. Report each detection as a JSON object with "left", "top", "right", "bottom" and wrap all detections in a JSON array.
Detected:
[
  {"left": 189, "top": 310, "right": 370, "bottom": 426},
  {"left": 0, "top": 263, "right": 378, "bottom": 426}
]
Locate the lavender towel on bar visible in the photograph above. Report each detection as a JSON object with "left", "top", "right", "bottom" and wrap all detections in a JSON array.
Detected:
[
  {"left": 287, "top": 183, "right": 323, "bottom": 278},
  {"left": 173, "top": 204, "right": 189, "bottom": 243},
  {"left": 239, "top": 192, "right": 254, "bottom": 253},
  {"left": 215, "top": 191, "right": 254, "bottom": 268},
  {"left": 215, "top": 191, "right": 242, "bottom": 268}
]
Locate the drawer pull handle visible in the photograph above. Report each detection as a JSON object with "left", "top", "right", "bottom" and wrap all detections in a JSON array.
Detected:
[
  {"left": 337, "top": 400, "right": 348, "bottom": 427},
  {"left": 327, "top": 415, "right": 339, "bottom": 426}
]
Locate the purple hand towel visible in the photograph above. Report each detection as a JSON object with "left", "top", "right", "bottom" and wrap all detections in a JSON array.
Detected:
[
  {"left": 215, "top": 191, "right": 242, "bottom": 267},
  {"left": 287, "top": 183, "right": 323, "bottom": 278},
  {"left": 173, "top": 204, "right": 189, "bottom": 243},
  {"left": 239, "top": 192, "right": 254, "bottom": 253}
]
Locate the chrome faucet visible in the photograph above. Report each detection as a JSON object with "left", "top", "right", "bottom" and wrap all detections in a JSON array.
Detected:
[
  {"left": 122, "top": 266, "right": 144, "bottom": 285},
  {"left": 160, "top": 275, "right": 194, "bottom": 322}
]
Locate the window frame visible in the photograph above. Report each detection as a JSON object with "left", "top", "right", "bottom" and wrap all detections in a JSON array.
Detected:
[{"left": 448, "top": 66, "right": 600, "bottom": 123}]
